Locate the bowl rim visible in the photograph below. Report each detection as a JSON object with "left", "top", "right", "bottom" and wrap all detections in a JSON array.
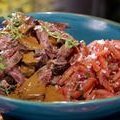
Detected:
[
  {"left": 28, "top": 11, "right": 120, "bottom": 27},
  {"left": 0, "top": 12, "right": 120, "bottom": 106},
  {"left": 1, "top": 95, "right": 120, "bottom": 106}
]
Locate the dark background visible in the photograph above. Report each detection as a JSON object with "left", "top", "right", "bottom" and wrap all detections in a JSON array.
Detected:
[
  {"left": 54, "top": 0, "right": 120, "bottom": 23},
  {"left": 0, "top": 0, "right": 119, "bottom": 23}
]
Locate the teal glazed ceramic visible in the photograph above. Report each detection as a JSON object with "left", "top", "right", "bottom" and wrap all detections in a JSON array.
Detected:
[{"left": 0, "top": 12, "right": 120, "bottom": 120}]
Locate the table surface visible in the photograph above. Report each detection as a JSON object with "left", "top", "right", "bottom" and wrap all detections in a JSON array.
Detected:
[{"left": 1, "top": 112, "right": 120, "bottom": 120}]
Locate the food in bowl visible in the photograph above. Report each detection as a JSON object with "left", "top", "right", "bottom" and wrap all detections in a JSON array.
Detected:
[{"left": 0, "top": 12, "right": 119, "bottom": 102}]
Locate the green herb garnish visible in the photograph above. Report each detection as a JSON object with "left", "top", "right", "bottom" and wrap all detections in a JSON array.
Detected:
[
  {"left": 0, "top": 85, "right": 8, "bottom": 95},
  {"left": 0, "top": 56, "right": 6, "bottom": 71},
  {"left": 39, "top": 22, "right": 79, "bottom": 48},
  {"left": 65, "top": 39, "right": 79, "bottom": 48},
  {"left": 49, "top": 31, "right": 62, "bottom": 42},
  {"left": 7, "top": 25, "right": 23, "bottom": 40},
  {"left": 0, "top": 84, "right": 16, "bottom": 95},
  {"left": 1, "top": 12, "right": 24, "bottom": 40},
  {"left": 5, "top": 12, "right": 23, "bottom": 27},
  {"left": 0, "top": 63, "right": 6, "bottom": 71},
  {"left": 5, "top": 85, "right": 16, "bottom": 95},
  {"left": 0, "top": 57, "right": 4, "bottom": 62}
]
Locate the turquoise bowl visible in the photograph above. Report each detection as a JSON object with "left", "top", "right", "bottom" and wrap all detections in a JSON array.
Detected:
[{"left": 0, "top": 12, "right": 120, "bottom": 120}]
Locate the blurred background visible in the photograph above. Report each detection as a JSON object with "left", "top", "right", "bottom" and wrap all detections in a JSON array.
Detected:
[{"left": 0, "top": 0, "right": 120, "bottom": 22}]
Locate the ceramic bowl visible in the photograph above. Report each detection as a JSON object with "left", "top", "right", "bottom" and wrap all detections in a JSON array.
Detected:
[{"left": 0, "top": 12, "right": 120, "bottom": 120}]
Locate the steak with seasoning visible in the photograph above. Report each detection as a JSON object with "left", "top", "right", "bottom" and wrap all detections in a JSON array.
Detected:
[{"left": 0, "top": 12, "right": 119, "bottom": 102}]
